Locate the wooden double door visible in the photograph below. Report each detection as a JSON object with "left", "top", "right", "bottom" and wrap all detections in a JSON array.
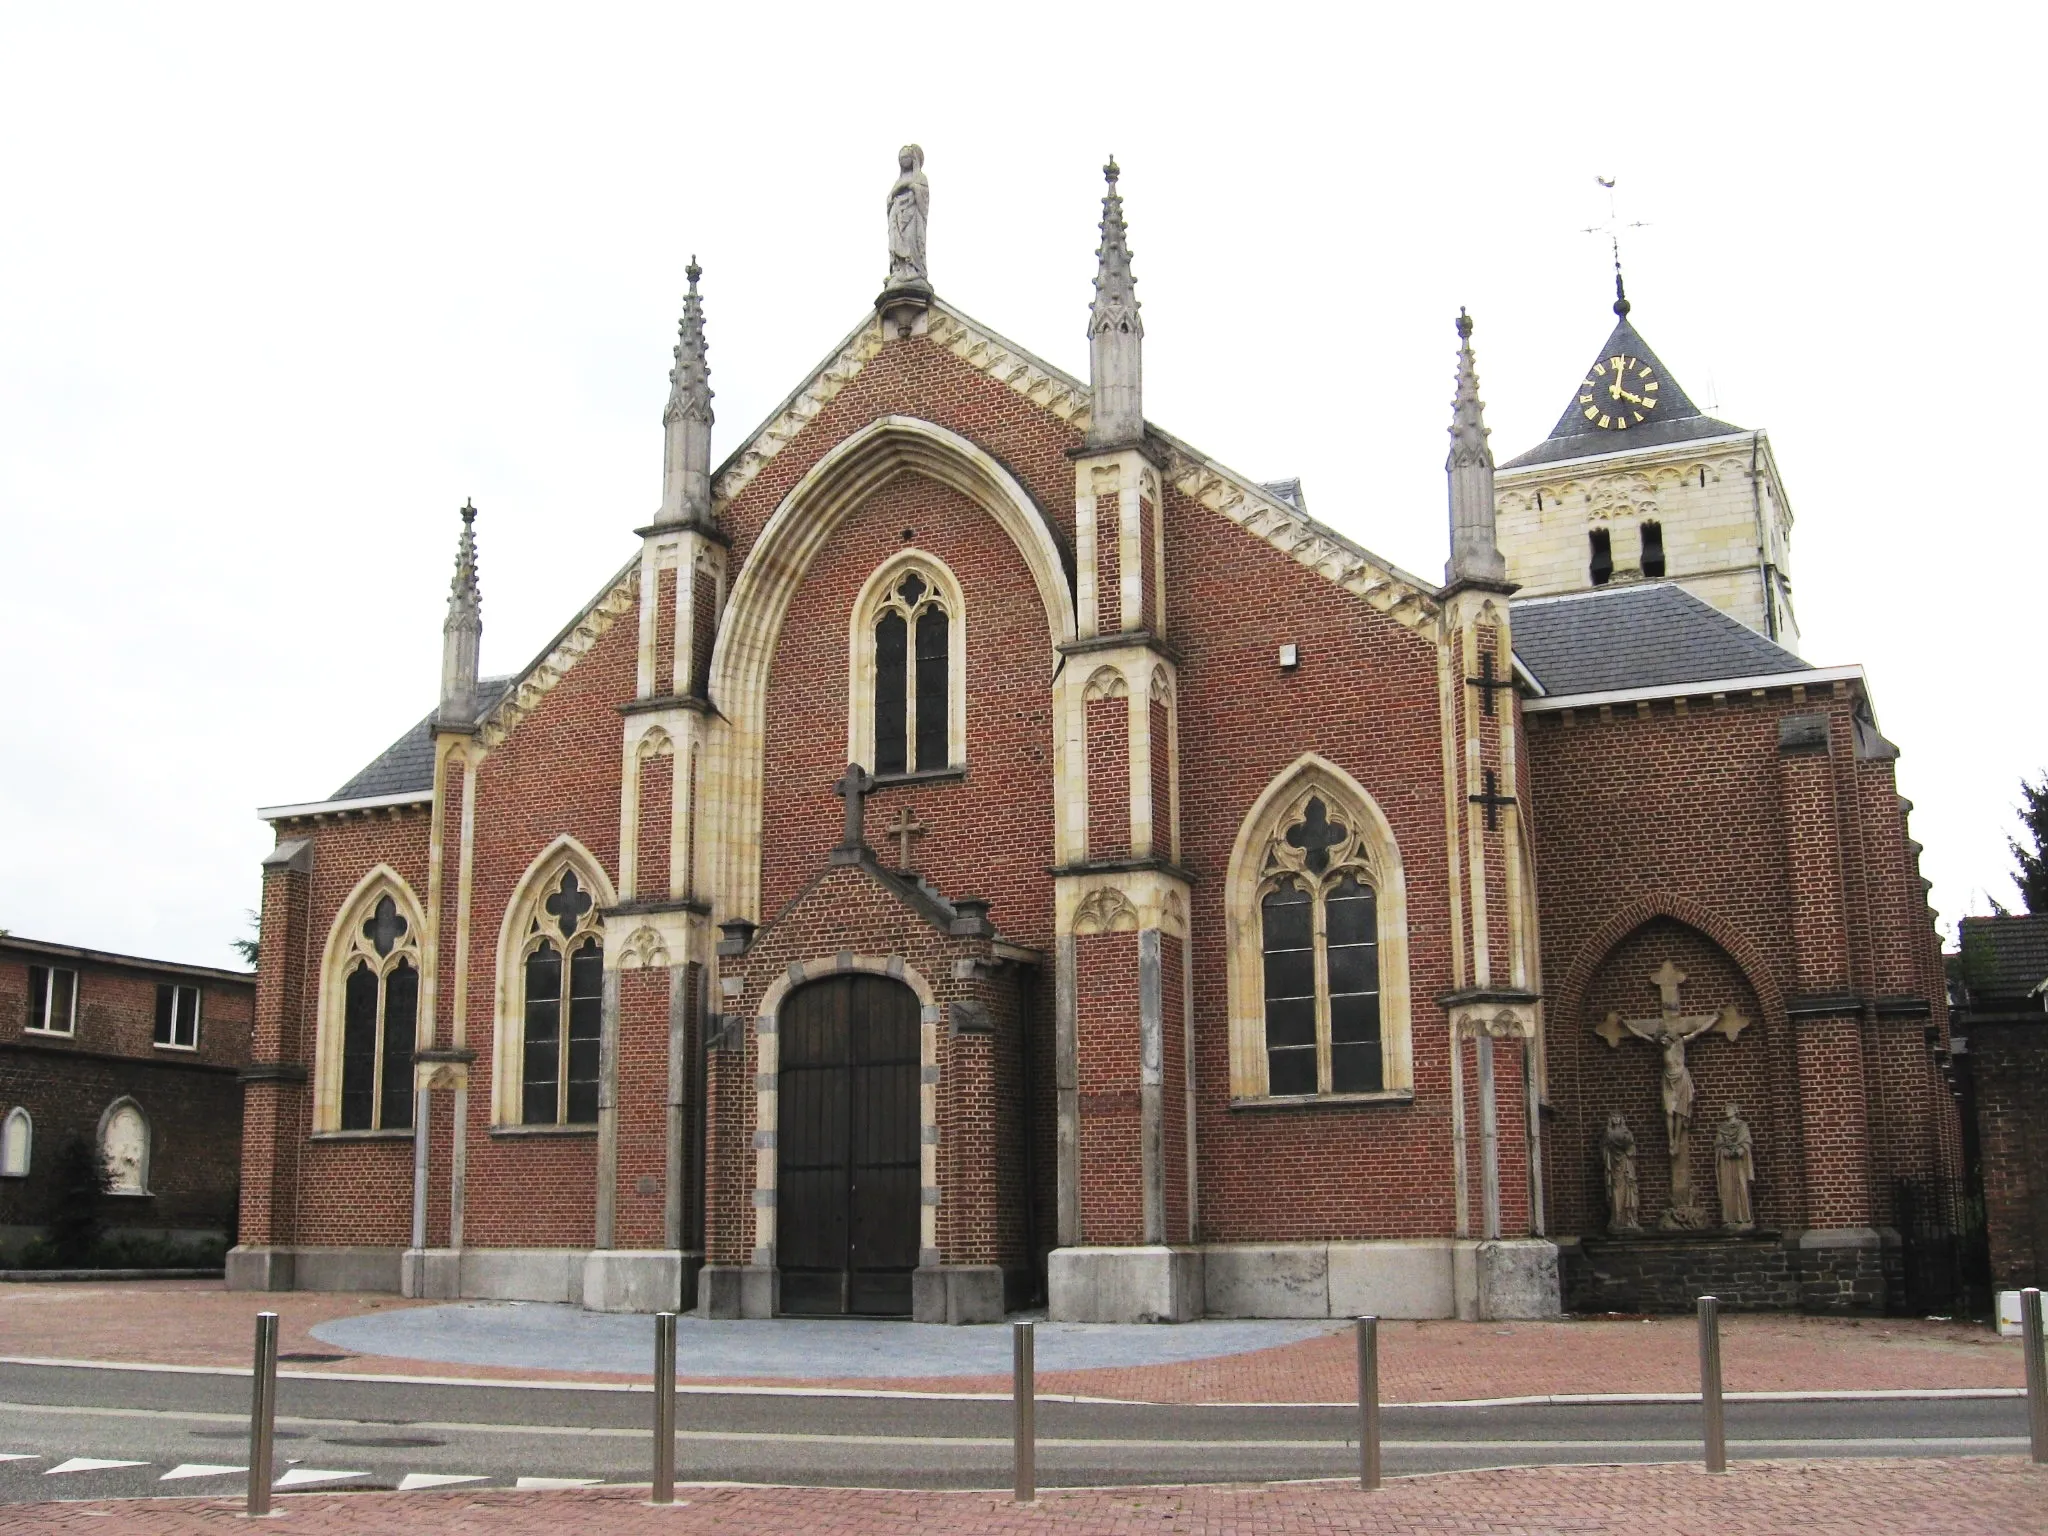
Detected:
[{"left": 776, "top": 974, "right": 921, "bottom": 1316}]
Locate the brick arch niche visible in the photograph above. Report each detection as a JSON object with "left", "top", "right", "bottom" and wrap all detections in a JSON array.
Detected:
[{"left": 1554, "top": 917, "right": 1795, "bottom": 1237}]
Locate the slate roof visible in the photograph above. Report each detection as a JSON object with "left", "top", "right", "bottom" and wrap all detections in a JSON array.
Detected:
[
  {"left": 328, "top": 678, "right": 512, "bottom": 801},
  {"left": 1957, "top": 915, "right": 2048, "bottom": 1004},
  {"left": 1512, "top": 582, "right": 1808, "bottom": 698},
  {"left": 1501, "top": 309, "right": 1746, "bottom": 470}
]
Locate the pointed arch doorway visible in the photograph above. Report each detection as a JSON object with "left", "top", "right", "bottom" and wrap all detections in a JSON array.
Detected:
[{"left": 777, "top": 974, "right": 921, "bottom": 1316}]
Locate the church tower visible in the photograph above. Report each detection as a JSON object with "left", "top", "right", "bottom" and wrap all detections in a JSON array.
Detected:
[{"left": 1492, "top": 277, "right": 1799, "bottom": 652}]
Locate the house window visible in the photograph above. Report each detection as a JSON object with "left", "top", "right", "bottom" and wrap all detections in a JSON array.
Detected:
[
  {"left": 1640, "top": 520, "right": 1666, "bottom": 578},
  {"left": 336, "top": 892, "right": 419, "bottom": 1131},
  {"left": 25, "top": 966, "right": 77, "bottom": 1035},
  {"left": 851, "top": 553, "right": 967, "bottom": 778},
  {"left": 154, "top": 983, "right": 202, "bottom": 1050},
  {"left": 520, "top": 869, "right": 603, "bottom": 1126},
  {"left": 1, "top": 1107, "right": 30, "bottom": 1178},
  {"left": 1257, "top": 799, "right": 1384, "bottom": 1096},
  {"left": 1589, "top": 527, "right": 1614, "bottom": 586}
]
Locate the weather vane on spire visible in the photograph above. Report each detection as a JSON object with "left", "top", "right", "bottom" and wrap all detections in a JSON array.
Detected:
[{"left": 1582, "top": 175, "right": 1648, "bottom": 317}]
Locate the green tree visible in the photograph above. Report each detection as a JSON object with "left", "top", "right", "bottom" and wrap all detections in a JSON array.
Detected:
[
  {"left": 231, "top": 908, "right": 259, "bottom": 968},
  {"left": 2013, "top": 772, "right": 2048, "bottom": 914}
]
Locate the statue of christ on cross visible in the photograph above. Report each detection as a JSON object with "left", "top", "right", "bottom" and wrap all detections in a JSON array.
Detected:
[{"left": 1598, "top": 960, "right": 1750, "bottom": 1229}]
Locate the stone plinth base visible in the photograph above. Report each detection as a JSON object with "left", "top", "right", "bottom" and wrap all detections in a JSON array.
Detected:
[
  {"left": 697, "top": 1263, "right": 778, "bottom": 1319},
  {"left": 581, "top": 1250, "right": 690, "bottom": 1313},
  {"left": 226, "top": 1245, "right": 400, "bottom": 1294},
  {"left": 1049, "top": 1245, "right": 1203, "bottom": 1323},
  {"left": 401, "top": 1247, "right": 461, "bottom": 1300},
  {"left": 1562, "top": 1227, "right": 1891, "bottom": 1313},
  {"left": 225, "top": 1245, "right": 295, "bottom": 1292},
  {"left": 911, "top": 1264, "right": 1005, "bottom": 1324},
  {"left": 1454, "top": 1239, "right": 1563, "bottom": 1320}
]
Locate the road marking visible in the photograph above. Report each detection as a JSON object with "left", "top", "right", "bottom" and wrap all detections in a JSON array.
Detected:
[
  {"left": 274, "top": 1468, "right": 368, "bottom": 1488},
  {"left": 162, "top": 1464, "right": 247, "bottom": 1481},
  {"left": 398, "top": 1472, "right": 490, "bottom": 1490},
  {"left": 0, "top": 1454, "right": 37, "bottom": 1462},
  {"left": 517, "top": 1476, "right": 602, "bottom": 1489},
  {"left": 44, "top": 1457, "right": 147, "bottom": 1474}
]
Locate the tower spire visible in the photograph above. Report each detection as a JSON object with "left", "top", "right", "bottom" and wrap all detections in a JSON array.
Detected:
[
  {"left": 1445, "top": 310, "right": 1507, "bottom": 586},
  {"left": 440, "top": 499, "right": 482, "bottom": 724},
  {"left": 1085, "top": 155, "right": 1144, "bottom": 449},
  {"left": 659, "top": 257, "right": 714, "bottom": 525}
]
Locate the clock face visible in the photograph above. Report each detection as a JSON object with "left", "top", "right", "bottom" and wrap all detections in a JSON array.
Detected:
[{"left": 1578, "top": 354, "right": 1661, "bottom": 430}]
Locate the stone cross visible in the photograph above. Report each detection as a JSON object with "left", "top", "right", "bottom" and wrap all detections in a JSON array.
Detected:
[
  {"left": 1597, "top": 960, "right": 1750, "bottom": 1228},
  {"left": 886, "top": 805, "right": 927, "bottom": 871},
  {"left": 834, "top": 763, "right": 875, "bottom": 851}
]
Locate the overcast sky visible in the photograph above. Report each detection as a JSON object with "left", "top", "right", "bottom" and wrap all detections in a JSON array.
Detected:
[{"left": 3, "top": 5, "right": 2040, "bottom": 970}]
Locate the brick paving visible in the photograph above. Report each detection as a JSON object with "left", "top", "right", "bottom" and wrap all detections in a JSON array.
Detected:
[
  {"left": 0, "top": 1281, "right": 2026, "bottom": 1402},
  {"left": 0, "top": 1460, "right": 2041, "bottom": 1534}
]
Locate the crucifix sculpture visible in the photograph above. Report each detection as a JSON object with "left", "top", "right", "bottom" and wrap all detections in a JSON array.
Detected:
[
  {"left": 833, "top": 763, "right": 874, "bottom": 852},
  {"left": 1597, "top": 960, "right": 1750, "bottom": 1229},
  {"left": 886, "top": 806, "right": 927, "bottom": 871}
]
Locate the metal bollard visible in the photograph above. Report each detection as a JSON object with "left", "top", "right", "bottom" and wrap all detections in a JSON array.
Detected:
[
  {"left": 1356, "top": 1315, "right": 1381, "bottom": 1491},
  {"left": 1012, "top": 1319, "right": 1036, "bottom": 1503},
  {"left": 247, "top": 1311, "right": 279, "bottom": 1517},
  {"left": 1698, "top": 1295, "right": 1726, "bottom": 1473},
  {"left": 651, "top": 1311, "right": 677, "bottom": 1503},
  {"left": 2024, "top": 1288, "right": 2047, "bottom": 1466}
]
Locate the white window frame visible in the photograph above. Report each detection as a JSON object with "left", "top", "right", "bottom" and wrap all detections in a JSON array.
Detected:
[
  {"left": 25, "top": 966, "right": 77, "bottom": 1035},
  {"left": 154, "top": 982, "right": 201, "bottom": 1051}
]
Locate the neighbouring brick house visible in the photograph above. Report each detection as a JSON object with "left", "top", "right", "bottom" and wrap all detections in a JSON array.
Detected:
[
  {"left": 1, "top": 936, "right": 254, "bottom": 1262},
  {"left": 228, "top": 154, "right": 1959, "bottom": 1321},
  {"left": 1949, "top": 914, "right": 2048, "bottom": 1293}
]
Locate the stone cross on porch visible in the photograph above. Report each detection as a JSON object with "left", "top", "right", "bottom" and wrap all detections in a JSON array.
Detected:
[
  {"left": 1597, "top": 960, "right": 1751, "bottom": 1228},
  {"left": 834, "top": 763, "right": 875, "bottom": 854},
  {"left": 886, "top": 806, "right": 928, "bottom": 871}
]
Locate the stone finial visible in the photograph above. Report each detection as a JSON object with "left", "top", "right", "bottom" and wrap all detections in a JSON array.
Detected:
[
  {"left": 1444, "top": 308, "right": 1507, "bottom": 585},
  {"left": 440, "top": 499, "right": 482, "bottom": 724},
  {"left": 659, "top": 258, "right": 714, "bottom": 524},
  {"left": 1085, "top": 154, "right": 1144, "bottom": 449}
]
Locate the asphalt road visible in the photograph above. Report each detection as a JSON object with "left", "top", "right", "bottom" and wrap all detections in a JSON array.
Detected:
[{"left": 0, "top": 1362, "right": 2028, "bottom": 1502}]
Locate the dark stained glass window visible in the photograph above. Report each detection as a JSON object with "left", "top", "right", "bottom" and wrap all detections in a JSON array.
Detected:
[
  {"left": 1261, "top": 880, "right": 1318, "bottom": 1096},
  {"left": 565, "top": 938, "right": 604, "bottom": 1124},
  {"left": 340, "top": 961, "right": 380, "bottom": 1130},
  {"left": 523, "top": 941, "right": 562, "bottom": 1125},
  {"left": 874, "top": 611, "right": 908, "bottom": 775},
  {"left": 914, "top": 606, "right": 948, "bottom": 772},
  {"left": 1325, "top": 874, "right": 1382, "bottom": 1093},
  {"left": 379, "top": 960, "right": 418, "bottom": 1130}
]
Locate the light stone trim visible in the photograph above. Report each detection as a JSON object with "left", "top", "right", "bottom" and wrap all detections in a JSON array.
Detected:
[
  {"left": 845, "top": 549, "right": 969, "bottom": 775},
  {"left": 749, "top": 955, "right": 941, "bottom": 1269},
  {"left": 489, "top": 836, "right": 620, "bottom": 1128},
  {"left": 312, "top": 865, "right": 428, "bottom": 1135},
  {"left": 706, "top": 415, "right": 1081, "bottom": 922},
  {"left": 477, "top": 571, "right": 640, "bottom": 751},
  {"left": 708, "top": 318, "right": 890, "bottom": 513},
  {"left": 1222, "top": 755, "right": 1414, "bottom": 1102}
]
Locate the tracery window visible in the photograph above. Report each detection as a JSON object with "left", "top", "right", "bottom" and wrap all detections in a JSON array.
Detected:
[
  {"left": 1259, "top": 798, "right": 1383, "bottom": 1096},
  {"left": 1226, "top": 760, "right": 1413, "bottom": 1103},
  {"left": 518, "top": 868, "right": 604, "bottom": 1125},
  {"left": 850, "top": 553, "right": 966, "bottom": 779},
  {"left": 337, "top": 894, "right": 419, "bottom": 1131}
]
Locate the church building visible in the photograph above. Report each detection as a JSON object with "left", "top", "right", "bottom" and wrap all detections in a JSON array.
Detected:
[{"left": 231, "top": 152, "right": 1960, "bottom": 1321}]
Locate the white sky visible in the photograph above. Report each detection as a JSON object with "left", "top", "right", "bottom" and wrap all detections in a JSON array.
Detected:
[{"left": 2, "top": 5, "right": 2040, "bottom": 970}]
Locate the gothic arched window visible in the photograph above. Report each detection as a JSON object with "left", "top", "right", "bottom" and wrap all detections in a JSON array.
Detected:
[
  {"left": 519, "top": 868, "right": 604, "bottom": 1125},
  {"left": 851, "top": 554, "right": 966, "bottom": 779},
  {"left": 1226, "top": 759, "right": 1415, "bottom": 1103},
  {"left": 1257, "top": 798, "right": 1383, "bottom": 1096},
  {"left": 338, "top": 894, "right": 419, "bottom": 1132},
  {"left": 1, "top": 1107, "right": 31, "bottom": 1178}
]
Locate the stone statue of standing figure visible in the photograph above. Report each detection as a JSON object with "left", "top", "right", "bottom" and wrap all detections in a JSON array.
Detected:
[
  {"left": 1601, "top": 1111, "right": 1641, "bottom": 1233},
  {"left": 1715, "top": 1104, "right": 1756, "bottom": 1230},
  {"left": 885, "top": 144, "right": 929, "bottom": 288}
]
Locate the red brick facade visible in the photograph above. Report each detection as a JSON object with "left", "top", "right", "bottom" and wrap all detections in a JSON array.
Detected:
[{"left": 233, "top": 298, "right": 1955, "bottom": 1320}]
